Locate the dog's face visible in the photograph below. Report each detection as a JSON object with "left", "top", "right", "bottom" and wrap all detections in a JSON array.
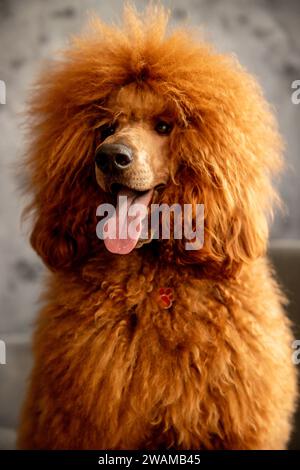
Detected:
[
  {"left": 94, "top": 86, "right": 178, "bottom": 253},
  {"left": 95, "top": 88, "right": 173, "bottom": 194},
  {"left": 25, "top": 7, "right": 282, "bottom": 275}
]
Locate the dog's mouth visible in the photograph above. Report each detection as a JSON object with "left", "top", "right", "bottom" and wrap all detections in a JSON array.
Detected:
[{"left": 103, "top": 183, "right": 164, "bottom": 255}]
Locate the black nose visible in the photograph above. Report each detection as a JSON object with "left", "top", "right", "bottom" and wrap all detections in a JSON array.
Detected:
[{"left": 95, "top": 143, "right": 133, "bottom": 174}]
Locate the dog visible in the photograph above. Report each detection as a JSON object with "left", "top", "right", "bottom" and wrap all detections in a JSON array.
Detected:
[{"left": 18, "top": 5, "right": 297, "bottom": 449}]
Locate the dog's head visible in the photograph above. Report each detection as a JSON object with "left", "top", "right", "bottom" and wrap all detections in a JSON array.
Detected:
[
  {"left": 25, "top": 6, "right": 283, "bottom": 276},
  {"left": 93, "top": 85, "right": 178, "bottom": 255}
]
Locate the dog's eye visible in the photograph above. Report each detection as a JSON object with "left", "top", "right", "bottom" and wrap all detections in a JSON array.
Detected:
[
  {"left": 155, "top": 121, "right": 173, "bottom": 136},
  {"left": 101, "top": 123, "right": 117, "bottom": 140}
]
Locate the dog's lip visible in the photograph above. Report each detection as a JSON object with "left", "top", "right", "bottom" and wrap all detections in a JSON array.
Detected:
[
  {"left": 109, "top": 182, "right": 165, "bottom": 203},
  {"left": 110, "top": 182, "right": 149, "bottom": 196}
]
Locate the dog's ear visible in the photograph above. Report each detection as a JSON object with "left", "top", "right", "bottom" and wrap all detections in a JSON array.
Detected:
[
  {"left": 22, "top": 73, "right": 103, "bottom": 271},
  {"left": 152, "top": 37, "right": 284, "bottom": 277},
  {"left": 30, "top": 208, "right": 85, "bottom": 271},
  {"left": 26, "top": 152, "right": 101, "bottom": 271},
  {"left": 165, "top": 100, "right": 282, "bottom": 278},
  {"left": 21, "top": 43, "right": 115, "bottom": 271},
  {"left": 28, "top": 185, "right": 97, "bottom": 271},
  {"left": 166, "top": 163, "right": 280, "bottom": 278}
]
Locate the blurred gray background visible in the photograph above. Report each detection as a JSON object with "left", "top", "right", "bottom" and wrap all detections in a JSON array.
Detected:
[{"left": 0, "top": 0, "right": 299, "bottom": 450}]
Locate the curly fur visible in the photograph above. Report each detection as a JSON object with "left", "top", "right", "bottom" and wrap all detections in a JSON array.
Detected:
[{"left": 18, "top": 5, "right": 297, "bottom": 449}]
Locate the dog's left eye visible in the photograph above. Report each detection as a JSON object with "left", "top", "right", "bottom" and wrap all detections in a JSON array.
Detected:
[
  {"left": 155, "top": 121, "right": 173, "bottom": 136},
  {"left": 101, "top": 123, "right": 117, "bottom": 140}
]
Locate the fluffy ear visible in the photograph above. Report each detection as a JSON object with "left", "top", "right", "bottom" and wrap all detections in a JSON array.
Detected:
[
  {"left": 163, "top": 160, "right": 281, "bottom": 278},
  {"left": 165, "top": 166, "right": 274, "bottom": 277},
  {"left": 21, "top": 28, "right": 122, "bottom": 271},
  {"left": 29, "top": 184, "right": 97, "bottom": 271},
  {"left": 161, "top": 56, "right": 283, "bottom": 277},
  {"left": 22, "top": 64, "right": 106, "bottom": 271},
  {"left": 30, "top": 209, "right": 85, "bottom": 271}
]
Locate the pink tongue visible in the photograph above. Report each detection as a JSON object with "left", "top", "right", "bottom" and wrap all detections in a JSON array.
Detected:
[{"left": 104, "top": 187, "right": 153, "bottom": 254}]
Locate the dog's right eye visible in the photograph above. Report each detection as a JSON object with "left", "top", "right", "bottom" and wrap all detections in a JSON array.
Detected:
[
  {"left": 155, "top": 120, "right": 173, "bottom": 136},
  {"left": 101, "top": 123, "right": 117, "bottom": 140}
]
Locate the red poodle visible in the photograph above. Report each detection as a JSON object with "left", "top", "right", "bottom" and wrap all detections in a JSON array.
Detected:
[{"left": 18, "top": 5, "right": 297, "bottom": 449}]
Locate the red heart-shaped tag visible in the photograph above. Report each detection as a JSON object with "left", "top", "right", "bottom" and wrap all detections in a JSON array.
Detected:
[{"left": 158, "top": 287, "right": 174, "bottom": 309}]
